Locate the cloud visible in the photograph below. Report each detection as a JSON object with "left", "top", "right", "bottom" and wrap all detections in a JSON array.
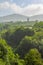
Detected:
[
  {"left": 22, "top": 4, "right": 43, "bottom": 16},
  {"left": 0, "top": 1, "right": 43, "bottom": 16},
  {"left": 10, "top": 3, "right": 22, "bottom": 13},
  {"left": 0, "top": 2, "right": 22, "bottom": 13},
  {"left": 0, "top": 2, "right": 10, "bottom": 10}
]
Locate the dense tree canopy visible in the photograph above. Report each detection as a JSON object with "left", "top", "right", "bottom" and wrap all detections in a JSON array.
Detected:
[
  {"left": 25, "top": 49, "right": 43, "bottom": 65},
  {"left": 0, "top": 21, "right": 43, "bottom": 65}
]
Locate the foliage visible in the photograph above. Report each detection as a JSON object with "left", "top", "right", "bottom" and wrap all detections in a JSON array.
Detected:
[
  {"left": 0, "top": 21, "right": 43, "bottom": 65},
  {"left": 25, "top": 49, "right": 43, "bottom": 65}
]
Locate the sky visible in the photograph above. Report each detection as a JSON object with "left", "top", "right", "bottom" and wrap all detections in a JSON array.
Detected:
[{"left": 0, "top": 0, "right": 43, "bottom": 16}]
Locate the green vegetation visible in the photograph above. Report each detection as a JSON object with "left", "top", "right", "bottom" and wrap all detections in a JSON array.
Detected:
[
  {"left": 0, "top": 21, "right": 43, "bottom": 65},
  {"left": 25, "top": 49, "right": 43, "bottom": 65}
]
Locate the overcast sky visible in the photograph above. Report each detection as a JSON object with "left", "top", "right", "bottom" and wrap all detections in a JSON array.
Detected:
[{"left": 0, "top": 0, "right": 43, "bottom": 16}]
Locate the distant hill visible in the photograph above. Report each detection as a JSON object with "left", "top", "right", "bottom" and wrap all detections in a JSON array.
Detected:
[
  {"left": 30, "top": 14, "right": 43, "bottom": 21},
  {"left": 0, "top": 14, "right": 28, "bottom": 22},
  {"left": 0, "top": 14, "right": 43, "bottom": 22}
]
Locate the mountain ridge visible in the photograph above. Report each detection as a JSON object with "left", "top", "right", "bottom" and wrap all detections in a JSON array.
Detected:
[
  {"left": 0, "top": 14, "right": 43, "bottom": 22},
  {"left": 0, "top": 14, "right": 28, "bottom": 22}
]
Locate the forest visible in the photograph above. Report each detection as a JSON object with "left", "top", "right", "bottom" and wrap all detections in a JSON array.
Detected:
[{"left": 0, "top": 21, "right": 43, "bottom": 65}]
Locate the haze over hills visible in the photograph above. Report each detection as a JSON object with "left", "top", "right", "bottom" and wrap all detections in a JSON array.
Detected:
[
  {"left": 30, "top": 14, "right": 43, "bottom": 21},
  {"left": 0, "top": 14, "right": 28, "bottom": 22},
  {"left": 0, "top": 14, "right": 43, "bottom": 22}
]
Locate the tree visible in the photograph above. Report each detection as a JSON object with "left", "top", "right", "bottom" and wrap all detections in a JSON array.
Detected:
[
  {"left": 25, "top": 48, "right": 43, "bottom": 65},
  {"left": 15, "top": 36, "right": 39, "bottom": 58}
]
